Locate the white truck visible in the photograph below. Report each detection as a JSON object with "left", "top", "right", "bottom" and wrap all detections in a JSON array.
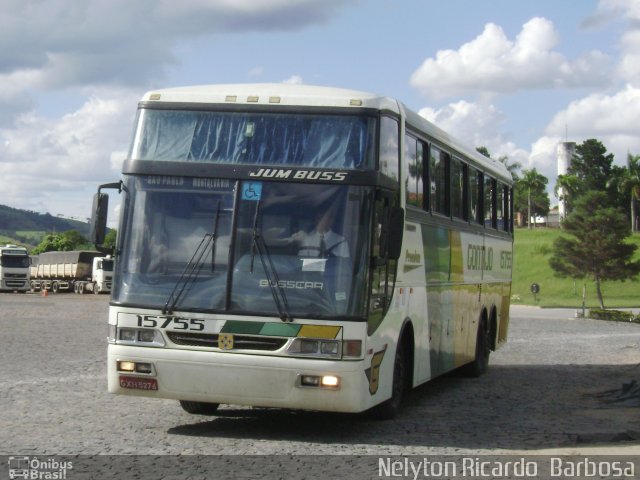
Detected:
[
  {"left": 30, "top": 250, "right": 113, "bottom": 294},
  {"left": 0, "top": 244, "right": 30, "bottom": 292}
]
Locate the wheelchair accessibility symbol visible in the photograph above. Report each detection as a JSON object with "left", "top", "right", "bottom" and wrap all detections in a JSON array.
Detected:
[{"left": 242, "top": 182, "right": 262, "bottom": 201}]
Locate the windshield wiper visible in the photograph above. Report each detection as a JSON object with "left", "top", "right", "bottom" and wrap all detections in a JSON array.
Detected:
[
  {"left": 163, "top": 202, "right": 221, "bottom": 314},
  {"left": 250, "top": 200, "right": 293, "bottom": 322}
]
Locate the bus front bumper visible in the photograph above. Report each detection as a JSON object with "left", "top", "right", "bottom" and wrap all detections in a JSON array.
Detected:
[{"left": 107, "top": 344, "right": 373, "bottom": 413}]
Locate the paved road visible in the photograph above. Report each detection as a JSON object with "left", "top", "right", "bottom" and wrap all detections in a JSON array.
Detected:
[{"left": 0, "top": 296, "right": 638, "bottom": 475}]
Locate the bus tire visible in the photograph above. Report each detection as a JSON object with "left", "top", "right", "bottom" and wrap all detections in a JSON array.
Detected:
[
  {"left": 462, "top": 317, "right": 490, "bottom": 378},
  {"left": 179, "top": 400, "right": 220, "bottom": 415},
  {"left": 366, "top": 341, "right": 408, "bottom": 420}
]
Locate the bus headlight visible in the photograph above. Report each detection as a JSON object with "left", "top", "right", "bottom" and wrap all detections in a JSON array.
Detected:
[
  {"left": 115, "top": 327, "right": 165, "bottom": 347},
  {"left": 287, "top": 338, "right": 342, "bottom": 359},
  {"left": 286, "top": 338, "right": 363, "bottom": 359}
]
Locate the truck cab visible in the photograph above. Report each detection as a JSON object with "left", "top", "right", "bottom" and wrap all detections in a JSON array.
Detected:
[
  {"left": 0, "top": 244, "right": 30, "bottom": 293},
  {"left": 92, "top": 256, "right": 113, "bottom": 294}
]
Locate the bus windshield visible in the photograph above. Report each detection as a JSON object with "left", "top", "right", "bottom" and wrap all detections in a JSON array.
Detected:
[
  {"left": 129, "top": 109, "right": 376, "bottom": 170},
  {"left": 113, "top": 176, "right": 373, "bottom": 319}
]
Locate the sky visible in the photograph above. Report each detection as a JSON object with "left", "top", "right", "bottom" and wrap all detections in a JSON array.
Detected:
[{"left": 1, "top": 0, "right": 639, "bottom": 222}]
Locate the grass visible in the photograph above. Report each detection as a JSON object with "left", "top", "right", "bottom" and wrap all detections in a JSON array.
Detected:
[{"left": 512, "top": 228, "right": 640, "bottom": 308}]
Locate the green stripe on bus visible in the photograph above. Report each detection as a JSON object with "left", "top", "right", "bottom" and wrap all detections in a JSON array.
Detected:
[
  {"left": 221, "top": 320, "right": 264, "bottom": 335},
  {"left": 260, "top": 323, "right": 302, "bottom": 337}
]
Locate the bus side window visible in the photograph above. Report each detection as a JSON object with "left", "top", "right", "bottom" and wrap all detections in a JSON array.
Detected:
[
  {"left": 500, "top": 183, "right": 511, "bottom": 232},
  {"left": 417, "top": 141, "right": 426, "bottom": 209},
  {"left": 404, "top": 134, "right": 419, "bottom": 207},
  {"left": 469, "top": 167, "right": 482, "bottom": 224},
  {"left": 508, "top": 187, "right": 514, "bottom": 233},
  {"left": 368, "top": 192, "right": 399, "bottom": 334},
  {"left": 496, "top": 183, "right": 504, "bottom": 230},
  {"left": 451, "top": 158, "right": 467, "bottom": 220},
  {"left": 484, "top": 176, "right": 496, "bottom": 228},
  {"left": 380, "top": 116, "right": 399, "bottom": 181},
  {"left": 430, "top": 146, "right": 449, "bottom": 216}
]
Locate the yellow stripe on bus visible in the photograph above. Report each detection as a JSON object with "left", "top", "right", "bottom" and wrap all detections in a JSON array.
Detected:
[{"left": 297, "top": 325, "right": 341, "bottom": 339}]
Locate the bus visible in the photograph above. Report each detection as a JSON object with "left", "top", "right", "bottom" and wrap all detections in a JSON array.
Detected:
[
  {"left": 92, "top": 84, "right": 513, "bottom": 418},
  {"left": 0, "top": 245, "right": 30, "bottom": 293}
]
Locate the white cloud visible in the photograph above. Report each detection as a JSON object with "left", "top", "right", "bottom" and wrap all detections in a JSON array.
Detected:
[
  {"left": 545, "top": 84, "right": 640, "bottom": 138},
  {"left": 0, "top": 0, "right": 354, "bottom": 217},
  {"left": 418, "top": 100, "right": 529, "bottom": 170},
  {"left": 581, "top": 0, "right": 640, "bottom": 84},
  {"left": 583, "top": 0, "right": 640, "bottom": 29},
  {"left": 410, "top": 17, "right": 611, "bottom": 99},
  {"left": 0, "top": 88, "right": 139, "bottom": 217},
  {"left": 0, "top": 0, "right": 354, "bottom": 118},
  {"left": 525, "top": 85, "right": 640, "bottom": 195}
]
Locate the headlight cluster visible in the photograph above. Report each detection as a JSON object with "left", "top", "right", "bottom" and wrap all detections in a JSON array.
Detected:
[
  {"left": 286, "top": 338, "right": 362, "bottom": 359},
  {"left": 110, "top": 327, "right": 165, "bottom": 347}
]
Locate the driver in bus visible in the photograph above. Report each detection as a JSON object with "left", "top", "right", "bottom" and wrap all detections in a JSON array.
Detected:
[
  {"left": 278, "top": 208, "right": 350, "bottom": 258},
  {"left": 291, "top": 208, "right": 350, "bottom": 258}
]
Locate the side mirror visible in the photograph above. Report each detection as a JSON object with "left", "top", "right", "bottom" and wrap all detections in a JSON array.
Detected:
[
  {"left": 90, "top": 181, "right": 122, "bottom": 249},
  {"left": 90, "top": 193, "right": 109, "bottom": 246},
  {"left": 387, "top": 207, "right": 405, "bottom": 260}
]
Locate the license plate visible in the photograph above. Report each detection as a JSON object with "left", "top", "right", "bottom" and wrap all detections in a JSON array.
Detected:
[{"left": 119, "top": 376, "right": 158, "bottom": 391}]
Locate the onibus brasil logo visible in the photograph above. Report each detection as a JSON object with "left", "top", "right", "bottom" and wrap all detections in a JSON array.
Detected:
[{"left": 8, "top": 457, "right": 73, "bottom": 479}]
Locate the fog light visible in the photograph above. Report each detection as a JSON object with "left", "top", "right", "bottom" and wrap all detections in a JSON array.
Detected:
[
  {"left": 135, "top": 363, "right": 153, "bottom": 374},
  {"left": 117, "top": 361, "right": 136, "bottom": 372},
  {"left": 321, "top": 375, "right": 340, "bottom": 388},
  {"left": 301, "top": 375, "right": 320, "bottom": 386}
]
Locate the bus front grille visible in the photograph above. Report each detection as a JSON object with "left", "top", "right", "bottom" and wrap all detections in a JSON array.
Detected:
[{"left": 166, "top": 332, "right": 288, "bottom": 351}]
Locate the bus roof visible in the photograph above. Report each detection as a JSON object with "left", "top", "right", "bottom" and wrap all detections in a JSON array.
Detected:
[
  {"left": 140, "top": 83, "right": 512, "bottom": 184},
  {"left": 141, "top": 83, "right": 400, "bottom": 111}
]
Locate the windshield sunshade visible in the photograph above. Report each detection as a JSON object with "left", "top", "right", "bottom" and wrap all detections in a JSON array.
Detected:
[{"left": 129, "top": 109, "right": 376, "bottom": 170}]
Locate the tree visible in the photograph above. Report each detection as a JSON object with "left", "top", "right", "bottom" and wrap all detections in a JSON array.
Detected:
[
  {"left": 476, "top": 146, "right": 521, "bottom": 181},
  {"left": 32, "top": 230, "right": 93, "bottom": 254},
  {"left": 516, "top": 168, "right": 549, "bottom": 228},
  {"left": 608, "top": 153, "right": 640, "bottom": 232},
  {"left": 557, "top": 139, "right": 617, "bottom": 215},
  {"left": 103, "top": 229, "right": 117, "bottom": 251},
  {"left": 549, "top": 191, "right": 640, "bottom": 309}
]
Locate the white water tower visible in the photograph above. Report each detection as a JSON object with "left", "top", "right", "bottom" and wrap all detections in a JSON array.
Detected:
[{"left": 556, "top": 141, "right": 575, "bottom": 221}]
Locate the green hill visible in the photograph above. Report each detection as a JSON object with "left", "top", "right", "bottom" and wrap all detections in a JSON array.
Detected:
[
  {"left": 512, "top": 228, "right": 640, "bottom": 308},
  {"left": 0, "top": 204, "right": 90, "bottom": 250}
]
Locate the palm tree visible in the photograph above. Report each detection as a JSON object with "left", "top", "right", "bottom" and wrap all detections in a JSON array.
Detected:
[
  {"left": 608, "top": 153, "right": 640, "bottom": 232},
  {"left": 519, "top": 168, "right": 547, "bottom": 229},
  {"left": 623, "top": 154, "right": 640, "bottom": 232},
  {"left": 476, "top": 146, "right": 521, "bottom": 180}
]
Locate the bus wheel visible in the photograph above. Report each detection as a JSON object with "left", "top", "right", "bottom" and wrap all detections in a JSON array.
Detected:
[
  {"left": 366, "top": 343, "right": 407, "bottom": 420},
  {"left": 179, "top": 400, "right": 220, "bottom": 415},
  {"left": 463, "top": 318, "right": 490, "bottom": 377}
]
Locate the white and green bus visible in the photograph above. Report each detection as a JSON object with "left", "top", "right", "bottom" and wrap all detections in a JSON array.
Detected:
[{"left": 92, "top": 84, "right": 513, "bottom": 418}]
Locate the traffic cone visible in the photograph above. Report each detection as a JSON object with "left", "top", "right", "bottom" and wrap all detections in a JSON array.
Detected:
[{"left": 42, "top": 288, "right": 48, "bottom": 297}]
